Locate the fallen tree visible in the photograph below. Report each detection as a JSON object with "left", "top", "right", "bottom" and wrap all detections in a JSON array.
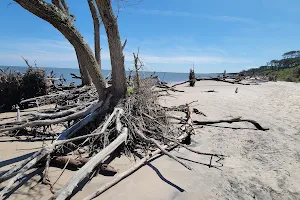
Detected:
[
  {"left": 0, "top": 77, "right": 269, "bottom": 199},
  {"left": 0, "top": 1, "right": 269, "bottom": 199},
  {"left": 171, "top": 77, "right": 260, "bottom": 88}
]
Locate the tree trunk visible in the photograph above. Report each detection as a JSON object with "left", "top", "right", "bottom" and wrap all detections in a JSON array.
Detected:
[
  {"left": 14, "top": 0, "right": 107, "bottom": 100},
  {"left": 88, "top": 0, "right": 101, "bottom": 70},
  {"left": 96, "top": 0, "right": 126, "bottom": 99},
  {"left": 75, "top": 49, "right": 92, "bottom": 86}
]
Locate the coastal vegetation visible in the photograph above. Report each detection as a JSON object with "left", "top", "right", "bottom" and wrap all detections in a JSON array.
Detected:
[
  {"left": 241, "top": 51, "right": 300, "bottom": 82},
  {"left": 0, "top": 66, "right": 49, "bottom": 111}
]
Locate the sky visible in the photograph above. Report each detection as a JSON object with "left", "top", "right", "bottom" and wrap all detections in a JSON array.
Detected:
[{"left": 0, "top": 0, "right": 300, "bottom": 73}]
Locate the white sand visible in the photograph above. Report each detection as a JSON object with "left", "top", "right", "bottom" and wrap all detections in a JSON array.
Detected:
[{"left": 1, "top": 81, "right": 300, "bottom": 200}]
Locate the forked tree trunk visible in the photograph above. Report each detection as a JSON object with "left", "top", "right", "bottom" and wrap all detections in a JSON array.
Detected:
[
  {"left": 96, "top": 0, "right": 127, "bottom": 98},
  {"left": 88, "top": 0, "right": 101, "bottom": 70},
  {"left": 14, "top": 0, "right": 107, "bottom": 99},
  {"left": 75, "top": 49, "right": 92, "bottom": 86}
]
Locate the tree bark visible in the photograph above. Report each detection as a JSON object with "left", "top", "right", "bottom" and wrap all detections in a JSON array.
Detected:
[
  {"left": 96, "top": 0, "right": 127, "bottom": 98},
  {"left": 75, "top": 49, "right": 92, "bottom": 86},
  {"left": 14, "top": 0, "right": 107, "bottom": 99},
  {"left": 88, "top": 0, "right": 101, "bottom": 70}
]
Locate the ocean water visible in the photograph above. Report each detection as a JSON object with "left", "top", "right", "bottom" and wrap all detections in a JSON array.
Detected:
[{"left": 1, "top": 66, "right": 221, "bottom": 84}]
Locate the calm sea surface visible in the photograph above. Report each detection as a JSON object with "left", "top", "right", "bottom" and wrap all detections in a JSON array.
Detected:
[{"left": 1, "top": 66, "right": 221, "bottom": 84}]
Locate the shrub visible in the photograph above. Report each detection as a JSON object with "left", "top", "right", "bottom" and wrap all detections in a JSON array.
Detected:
[
  {"left": 0, "top": 67, "right": 49, "bottom": 111},
  {"left": 21, "top": 67, "right": 48, "bottom": 100}
]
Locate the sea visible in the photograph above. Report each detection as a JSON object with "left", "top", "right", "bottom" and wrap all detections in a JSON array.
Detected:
[{"left": 1, "top": 66, "right": 223, "bottom": 85}]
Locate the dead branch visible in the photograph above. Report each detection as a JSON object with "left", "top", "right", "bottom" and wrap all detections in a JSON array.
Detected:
[
  {"left": 84, "top": 146, "right": 166, "bottom": 200},
  {"left": 70, "top": 73, "right": 82, "bottom": 79},
  {"left": 133, "top": 124, "right": 192, "bottom": 170},
  {"left": 193, "top": 117, "right": 269, "bottom": 131},
  {"left": 53, "top": 127, "right": 128, "bottom": 200},
  {"left": 0, "top": 101, "right": 102, "bottom": 133}
]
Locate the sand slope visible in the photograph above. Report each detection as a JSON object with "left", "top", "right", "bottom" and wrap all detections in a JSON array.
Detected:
[{"left": 1, "top": 81, "right": 300, "bottom": 200}]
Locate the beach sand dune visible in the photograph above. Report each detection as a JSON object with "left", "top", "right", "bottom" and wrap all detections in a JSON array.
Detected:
[{"left": 1, "top": 80, "right": 300, "bottom": 200}]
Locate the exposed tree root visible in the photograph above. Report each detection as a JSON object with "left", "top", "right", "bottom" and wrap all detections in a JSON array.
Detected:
[{"left": 0, "top": 76, "right": 269, "bottom": 200}]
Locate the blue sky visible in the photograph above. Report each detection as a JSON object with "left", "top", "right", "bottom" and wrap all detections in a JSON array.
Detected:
[{"left": 0, "top": 0, "right": 300, "bottom": 73}]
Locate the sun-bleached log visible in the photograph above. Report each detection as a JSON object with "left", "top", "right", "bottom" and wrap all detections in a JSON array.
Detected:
[
  {"left": 53, "top": 127, "right": 128, "bottom": 200},
  {"left": 84, "top": 146, "right": 166, "bottom": 200},
  {"left": 0, "top": 98, "right": 111, "bottom": 183},
  {"left": 84, "top": 132, "right": 192, "bottom": 200},
  {"left": 0, "top": 100, "right": 103, "bottom": 134}
]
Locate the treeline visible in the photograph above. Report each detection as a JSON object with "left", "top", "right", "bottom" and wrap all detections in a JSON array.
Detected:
[{"left": 241, "top": 51, "right": 300, "bottom": 82}]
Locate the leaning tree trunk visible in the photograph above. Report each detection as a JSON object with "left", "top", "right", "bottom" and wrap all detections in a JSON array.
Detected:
[
  {"left": 96, "top": 0, "right": 126, "bottom": 99},
  {"left": 75, "top": 49, "right": 92, "bottom": 86},
  {"left": 88, "top": 0, "right": 101, "bottom": 70},
  {"left": 14, "top": 0, "right": 107, "bottom": 100}
]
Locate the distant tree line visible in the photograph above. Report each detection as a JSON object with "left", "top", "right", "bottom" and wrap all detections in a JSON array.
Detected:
[{"left": 241, "top": 50, "right": 300, "bottom": 77}]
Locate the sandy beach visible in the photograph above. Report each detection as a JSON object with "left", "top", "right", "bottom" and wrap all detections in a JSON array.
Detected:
[{"left": 1, "top": 80, "right": 300, "bottom": 200}]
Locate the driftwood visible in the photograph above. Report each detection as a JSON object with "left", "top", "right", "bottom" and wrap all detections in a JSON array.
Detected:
[
  {"left": 193, "top": 117, "right": 269, "bottom": 131},
  {"left": 171, "top": 77, "right": 259, "bottom": 88},
  {"left": 0, "top": 98, "right": 111, "bottom": 184},
  {"left": 50, "top": 156, "right": 89, "bottom": 170},
  {"left": 203, "top": 89, "right": 217, "bottom": 93},
  {"left": 0, "top": 101, "right": 102, "bottom": 133},
  {"left": 84, "top": 146, "right": 166, "bottom": 200},
  {"left": 70, "top": 73, "right": 82, "bottom": 80},
  {"left": 85, "top": 134, "right": 192, "bottom": 200},
  {"left": 0, "top": 146, "right": 53, "bottom": 198},
  {"left": 133, "top": 124, "right": 192, "bottom": 170},
  {"left": 53, "top": 127, "right": 128, "bottom": 200},
  {"left": 84, "top": 129, "right": 224, "bottom": 200},
  {"left": 0, "top": 71, "right": 269, "bottom": 199}
]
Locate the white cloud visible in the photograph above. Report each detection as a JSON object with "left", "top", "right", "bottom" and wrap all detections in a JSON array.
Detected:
[
  {"left": 0, "top": 37, "right": 252, "bottom": 72},
  {"left": 135, "top": 54, "right": 249, "bottom": 65},
  {"left": 126, "top": 9, "right": 256, "bottom": 24}
]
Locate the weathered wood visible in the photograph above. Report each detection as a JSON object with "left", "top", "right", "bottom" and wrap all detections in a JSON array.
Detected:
[
  {"left": 193, "top": 117, "right": 269, "bottom": 131},
  {"left": 84, "top": 132, "right": 192, "bottom": 200},
  {"left": 0, "top": 101, "right": 103, "bottom": 134},
  {"left": 88, "top": 0, "right": 101, "bottom": 69},
  {"left": 0, "top": 98, "right": 110, "bottom": 183},
  {"left": 133, "top": 124, "right": 192, "bottom": 170},
  {"left": 50, "top": 156, "right": 89, "bottom": 170},
  {"left": 56, "top": 96, "right": 110, "bottom": 140},
  {"left": 14, "top": 0, "right": 107, "bottom": 98},
  {"left": 53, "top": 127, "right": 128, "bottom": 200},
  {"left": 84, "top": 146, "right": 166, "bottom": 200},
  {"left": 96, "top": 0, "right": 127, "bottom": 98},
  {"left": 0, "top": 146, "right": 53, "bottom": 198}
]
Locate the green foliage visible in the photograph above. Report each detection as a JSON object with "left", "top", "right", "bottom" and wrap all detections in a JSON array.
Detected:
[
  {"left": 22, "top": 67, "right": 48, "bottom": 99},
  {"left": 126, "top": 86, "right": 134, "bottom": 96},
  {"left": 241, "top": 50, "right": 300, "bottom": 82}
]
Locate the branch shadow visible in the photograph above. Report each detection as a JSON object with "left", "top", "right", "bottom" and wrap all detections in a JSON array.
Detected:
[
  {"left": 0, "top": 138, "right": 54, "bottom": 143},
  {"left": 136, "top": 153, "right": 185, "bottom": 192},
  {"left": 176, "top": 156, "right": 223, "bottom": 170},
  {"left": 0, "top": 151, "right": 36, "bottom": 169},
  {"left": 1, "top": 167, "right": 43, "bottom": 200}
]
